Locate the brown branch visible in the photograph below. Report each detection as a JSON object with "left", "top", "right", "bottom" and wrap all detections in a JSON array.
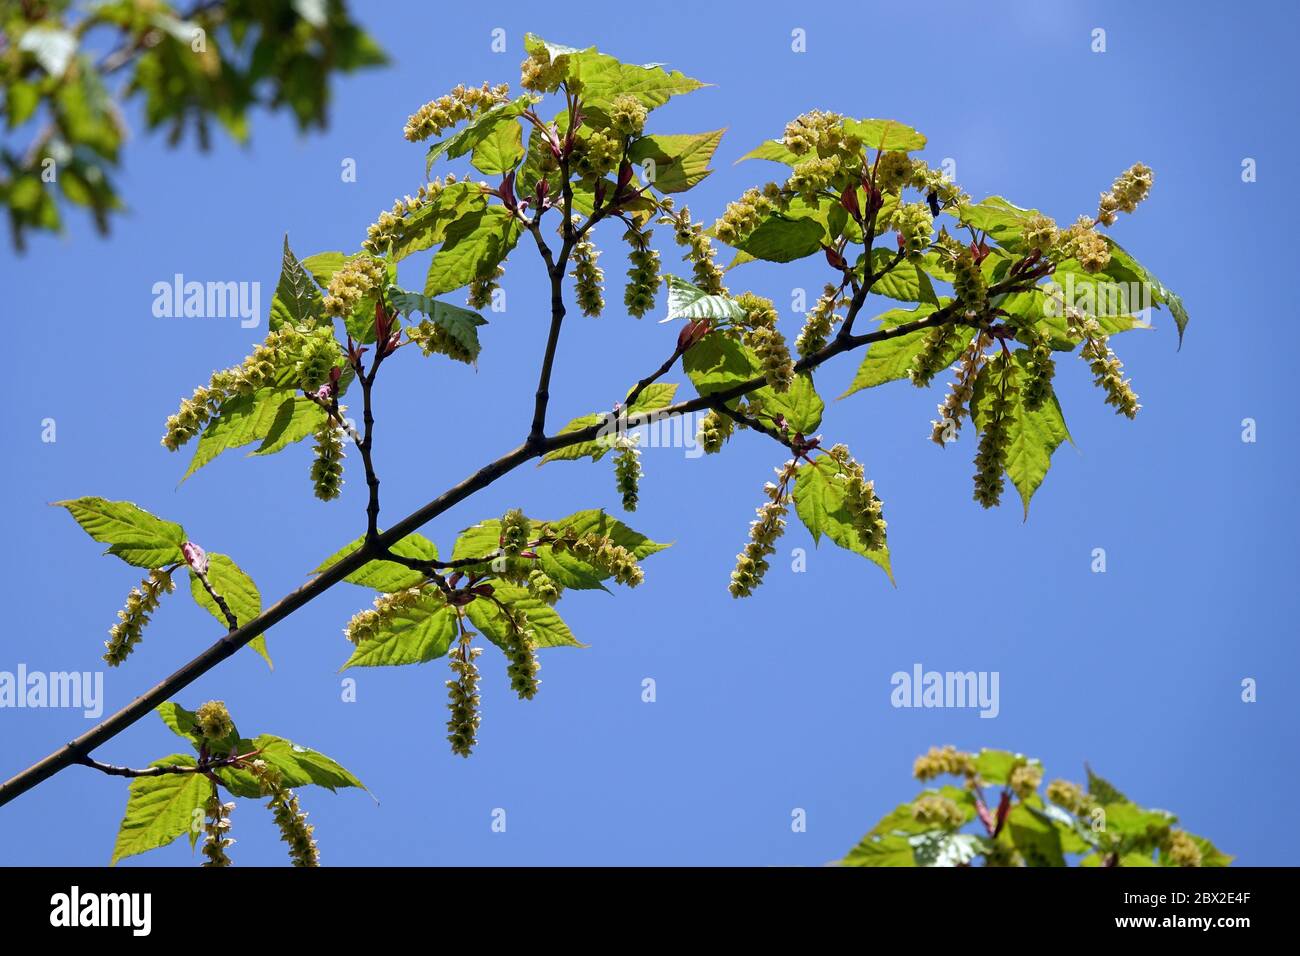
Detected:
[{"left": 194, "top": 569, "right": 238, "bottom": 631}]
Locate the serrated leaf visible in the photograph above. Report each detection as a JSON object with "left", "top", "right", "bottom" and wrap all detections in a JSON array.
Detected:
[
  {"left": 470, "top": 119, "right": 525, "bottom": 175},
  {"left": 109, "top": 755, "right": 208, "bottom": 865},
  {"left": 466, "top": 583, "right": 585, "bottom": 649},
  {"left": 737, "top": 139, "right": 801, "bottom": 166},
  {"left": 952, "top": 196, "right": 1039, "bottom": 248},
  {"left": 732, "top": 213, "right": 826, "bottom": 263},
  {"left": 791, "top": 457, "right": 892, "bottom": 582},
  {"left": 452, "top": 510, "right": 668, "bottom": 591},
  {"left": 340, "top": 590, "right": 456, "bottom": 669},
  {"left": 974, "top": 748, "right": 1023, "bottom": 785},
  {"left": 55, "top": 497, "right": 185, "bottom": 569},
  {"left": 561, "top": 47, "right": 706, "bottom": 108},
  {"left": 183, "top": 390, "right": 298, "bottom": 480},
  {"left": 425, "top": 95, "right": 534, "bottom": 173},
  {"left": 838, "top": 303, "right": 963, "bottom": 397},
  {"left": 251, "top": 395, "right": 328, "bottom": 457},
  {"left": 541, "top": 383, "right": 680, "bottom": 465},
  {"left": 387, "top": 182, "right": 488, "bottom": 262},
  {"left": 867, "top": 248, "right": 939, "bottom": 305},
  {"left": 389, "top": 287, "right": 488, "bottom": 361},
  {"left": 841, "top": 831, "right": 918, "bottom": 867},
  {"left": 1086, "top": 764, "right": 1129, "bottom": 805},
  {"left": 661, "top": 274, "right": 745, "bottom": 322},
  {"left": 683, "top": 332, "right": 823, "bottom": 432},
  {"left": 628, "top": 129, "right": 724, "bottom": 194},
  {"left": 268, "top": 235, "right": 322, "bottom": 330},
  {"left": 970, "top": 352, "right": 1072, "bottom": 518},
  {"left": 315, "top": 531, "right": 439, "bottom": 592},
  {"left": 251, "top": 734, "right": 365, "bottom": 791},
  {"left": 423, "top": 206, "right": 521, "bottom": 298},
  {"left": 842, "top": 118, "right": 927, "bottom": 151},
  {"left": 189, "top": 553, "right": 271, "bottom": 668},
  {"left": 1007, "top": 804, "right": 1067, "bottom": 867}
]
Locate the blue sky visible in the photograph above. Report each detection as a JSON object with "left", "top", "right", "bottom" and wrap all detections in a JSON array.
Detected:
[{"left": 2, "top": 0, "right": 1297, "bottom": 866}]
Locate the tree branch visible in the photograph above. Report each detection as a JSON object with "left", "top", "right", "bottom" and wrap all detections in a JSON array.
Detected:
[{"left": 0, "top": 270, "right": 1040, "bottom": 810}]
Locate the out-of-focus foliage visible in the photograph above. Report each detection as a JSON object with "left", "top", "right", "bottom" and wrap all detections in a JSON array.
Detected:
[{"left": 0, "top": 0, "right": 386, "bottom": 249}]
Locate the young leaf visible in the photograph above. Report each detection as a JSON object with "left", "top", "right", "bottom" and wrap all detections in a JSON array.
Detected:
[
  {"left": 791, "top": 457, "right": 893, "bottom": 582},
  {"left": 183, "top": 390, "right": 325, "bottom": 480},
  {"left": 970, "top": 352, "right": 1072, "bottom": 518},
  {"left": 683, "top": 332, "right": 824, "bottom": 432},
  {"left": 425, "top": 95, "right": 534, "bottom": 173},
  {"left": 109, "top": 755, "right": 209, "bottom": 865},
  {"left": 189, "top": 552, "right": 272, "bottom": 668},
  {"left": 842, "top": 118, "right": 927, "bottom": 151},
  {"left": 627, "top": 130, "right": 724, "bottom": 194},
  {"left": 736, "top": 139, "right": 801, "bottom": 167},
  {"left": 541, "top": 383, "right": 680, "bottom": 465},
  {"left": 268, "top": 235, "right": 323, "bottom": 330},
  {"left": 423, "top": 206, "right": 521, "bottom": 297},
  {"left": 388, "top": 288, "right": 488, "bottom": 361},
  {"left": 55, "top": 497, "right": 185, "bottom": 568},
  {"left": 340, "top": 591, "right": 457, "bottom": 669},
  {"left": 250, "top": 735, "right": 365, "bottom": 792},
  {"left": 731, "top": 213, "right": 826, "bottom": 263},
  {"left": 867, "top": 248, "right": 940, "bottom": 305},
  {"left": 315, "top": 531, "right": 439, "bottom": 592},
  {"left": 466, "top": 584, "right": 585, "bottom": 649},
  {"left": 1007, "top": 804, "right": 1068, "bottom": 867},
  {"left": 661, "top": 274, "right": 746, "bottom": 322},
  {"left": 388, "top": 181, "right": 488, "bottom": 262},
  {"left": 839, "top": 303, "right": 966, "bottom": 397},
  {"left": 470, "top": 119, "right": 525, "bottom": 175}
]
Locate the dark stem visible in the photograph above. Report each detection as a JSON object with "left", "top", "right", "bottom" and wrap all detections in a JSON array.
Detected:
[{"left": 0, "top": 272, "right": 1039, "bottom": 810}]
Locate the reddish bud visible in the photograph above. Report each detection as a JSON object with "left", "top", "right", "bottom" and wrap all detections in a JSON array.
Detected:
[
  {"left": 992, "top": 790, "right": 1013, "bottom": 837},
  {"left": 823, "top": 245, "right": 846, "bottom": 270},
  {"left": 470, "top": 584, "right": 496, "bottom": 597},
  {"left": 677, "top": 318, "right": 711, "bottom": 352},
  {"left": 896, "top": 232, "right": 906, "bottom": 250},
  {"left": 447, "top": 572, "right": 463, "bottom": 588},
  {"left": 927, "top": 191, "right": 941, "bottom": 217},
  {"left": 617, "top": 160, "right": 634, "bottom": 191},
  {"left": 447, "top": 590, "right": 477, "bottom": 607},
  {"left": 181, "top": 541, "right": 209, "bottom": 575},
  {"left": 839, "top": 185, "right": 860, "bottom": 219}
]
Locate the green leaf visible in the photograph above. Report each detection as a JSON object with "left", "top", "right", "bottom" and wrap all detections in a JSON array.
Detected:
[
  {"left": 251, "top": 395, "right": 329, "bottom": 457},
  {"left": 552, "top": 41, "right": 706, "bottom": 108},
  {"left": 970, "top": 352, "right": 1073, "bottom": 518},
  {"left": 389, "top": 287, "right": 488, "bottom": 361},
  {"left": 1086, "top": 764, "right": 1129, "bottom": 805},
  {"left": 423, "top": 206, "right": 521, "bottom": 297},
  {"left": 268, "top": 235, "right": 322, "bottom": 330},
  {"left": 451, "top": 510, "right": 669, "bottom": 591},
  {"left": 55, "top": 497, "right": 185, "bottom": 569},
  {"left": 188, "top": 553, "right": 272, "bottom": 668},
  {"left": 425, "top": 95, "right": 534, "bottom": 173},
  {"left": 732, "top": 213, "right": 826, "bottom": 263},
  {"left": 387, "top": 182, "right": 488, "bottom": 262},
  {"left": 470, "top": 119, "right": 525, "bottom": 175},
  {"left": 662, "top": 274, "right": 746, "bottom": 322},
  {"left": 974, "top": 748, "right": 1023, "bottom": 785},
  {"left": 156, "top": 702, "right": 217, "bottom": 751},
  {"left": 791, "top": 457, "right": 892, "bottom": 582},
  {"left": 682, "top": 331, "right": 823, "bottom": 432},
  {"left": 301, "top": 251, "right": 396, "bottom": 343},
  {"left": 842, "top": 832, "right": 918, "bottom": 867},
  {"left": 952, "top": 196, "right": 1039, "bottom": 248},
  {"left": 737, "top": 139, "right": 801, "bottom": 166},
  {"left": 251, "top": 734, "right": 365, "bottom": 791},
  {"left": 542, "top": 384, "right": 680, "bottom": 465},
  {"left": 109, "top": 755, "right": 209, "bottom": 865},
  {"left": 1007, "top": 804, "right": 1068, "bottom": 867},
  {"left": 842, "top": 118, "right": 927, "bottom": 151},
  {"left": 183, "top": 390, "right": 325, "bottom": 480},
  {"left": 466, "top": 584, "right": 585, "bottom": 649},
  {"left": 340, "top": 591, "right": 456, "bottom": 669},
  {"left": 867, "top": 248, "right": 939, "bottom": 305},
  {"left": 315, "top": 531, "right": 439, "bottom": 592},
  {"left": 838, "top": 303, "right": 964, "bottom": 397},
  {"left": 628, "top": 130, "right": 724, "bottom": 194},
  {"left": 1103, "top": 239, "right": 1190, "bottom": 346}
]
